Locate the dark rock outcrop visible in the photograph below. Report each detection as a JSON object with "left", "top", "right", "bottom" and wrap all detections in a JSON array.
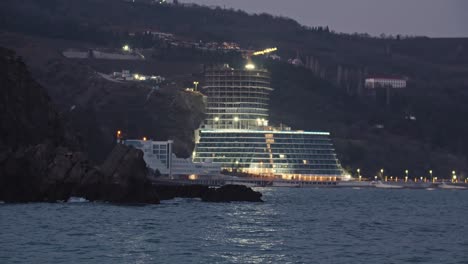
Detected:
[
  {"left": 0, "top": 143, "right": 160, "bottom": 204},
  {"left": 201, "top": 185, "right": 263, "bottom": 203},
  {"left": 153, "top": 184, "right": 263, "bottom": 203},
  {"left": 0, "top": 143, "right": 95, "bottom": 202},
  {"left": 0, "top": 48, "right": 159, "bottom": 204},
  {"left": 82, "top": 144, "right": 160, "bottom": 204}
]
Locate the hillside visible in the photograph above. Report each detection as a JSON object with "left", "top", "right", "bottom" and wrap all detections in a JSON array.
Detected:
[
  {"left": 1, "top": 0, "right": 467, "bottom": 177},
  {"left": 0, "top": 47, "right": 74, "bottom": 150},
  {"left": 0, "top": 32, "right": 206, "bottom": 162}
]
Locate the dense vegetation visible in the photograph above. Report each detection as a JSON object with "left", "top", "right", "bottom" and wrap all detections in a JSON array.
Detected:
[{"left": 1, "top": 0, "right": 468, "bottom": 178}]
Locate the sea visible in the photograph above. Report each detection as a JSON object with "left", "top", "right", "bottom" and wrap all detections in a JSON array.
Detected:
[{"left": 1, "top": 188, "right": 467, "bottom": 264}]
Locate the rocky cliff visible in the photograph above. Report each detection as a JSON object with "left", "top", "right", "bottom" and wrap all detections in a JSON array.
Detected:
[
  {"left": 0, "top": 47, "right": 159, "bottom": 203},
  {"left": 0, "top": 142, "right": 160, "bottom": 203},
  {"left": 34, "top": 58, "right": 205, "bottom": 162},
  {"left": 93, "top": 144, "right": 159, "bottom": 203},
  {"left": 0, "top": 47, "right": 69, "bottom": 151}
]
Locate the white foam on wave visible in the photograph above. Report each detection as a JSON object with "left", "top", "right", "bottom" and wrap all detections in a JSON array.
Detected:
[{"left": 67, "top": 197, "right": 89, "bottom": 203}]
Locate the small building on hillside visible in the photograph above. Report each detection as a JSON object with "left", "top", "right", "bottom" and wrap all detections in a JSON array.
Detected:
[
  {"left": 365, "top": 77, "right": 407, "bottom": 89},
  {"left": 364, "top": 76, "right": 408, "bottom": 106},
  {"left": 288, "top": 57, "right": 303, "bottom": 66},
  {"left": 122, "top": 139, "right": 220, "bottom": 177},
  {"left": 112, "top": 70, "right": 165, "bottom": 83}
]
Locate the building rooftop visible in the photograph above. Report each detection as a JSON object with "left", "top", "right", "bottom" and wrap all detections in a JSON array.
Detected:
[
  {"left": 366, "top": 76, "right": 407, "bottom": 81},
  {"left": 200, "top": 129, "right": 330, "bottom": 136}
]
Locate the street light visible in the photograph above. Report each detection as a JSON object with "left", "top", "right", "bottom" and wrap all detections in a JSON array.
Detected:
[
  {"left": 405, "top": 169, "right": 409, "bottom": 182},
  {"left": 357, "top": 168, "right": 361, "bottom": 181},
  {"left": 452, "top": 171, "right": 457, "bottom": 183},
  {"left": 193, "top": 81, "right": 199, "bottom": 91},
  {"left": 116, "top": 130, "right": 122, "bottom": 143},
  {"left": 380, "top": 169, "right": 385, "bottom": 181},
  {"left": 429, "top": 170, "right": 433, "bottom": 182}
]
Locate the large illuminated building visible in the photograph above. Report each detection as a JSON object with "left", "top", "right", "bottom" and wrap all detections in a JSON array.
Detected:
[
  {"left": 193, "top": 63, "right": 345, "bottom": 180},
  {"left": 203, "top": 64, "right": 271, "bottom": 129}
]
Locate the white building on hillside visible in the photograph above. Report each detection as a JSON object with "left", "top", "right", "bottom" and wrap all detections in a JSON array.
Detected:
[
  {"left": 122, "top": 139, "right": 220, "bottom": 177},
  {"left": 365, "top": 77, "right": 407, "bottom": 89}
]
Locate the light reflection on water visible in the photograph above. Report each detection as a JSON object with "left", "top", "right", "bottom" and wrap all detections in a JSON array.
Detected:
[{"left": 0, "top": 188, "right": 467, "bottom": 264}]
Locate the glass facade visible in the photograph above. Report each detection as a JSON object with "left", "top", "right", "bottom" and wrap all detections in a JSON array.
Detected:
[
  {"left": 193, "top": 130, "right": 343, "bottom": 177},
  {"left": 194, "top": 64, "right": 344, "bottom": 179},
  {"left": 203, "top": 65, "right": 272, "bottom": 129}
]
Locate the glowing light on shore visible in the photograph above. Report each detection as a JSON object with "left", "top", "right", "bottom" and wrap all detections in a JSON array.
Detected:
[
  {"left": 245, "top": 63, "right": 255, "bottom": 70},
  {"left": 253, "top": 47, "right": 278, "bottom": 56}
]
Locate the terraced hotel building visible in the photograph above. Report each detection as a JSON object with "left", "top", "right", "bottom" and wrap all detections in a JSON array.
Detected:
[
  {"left": 193, "top": 64, "right": 344, "bottom": 180},
  {"left": 203, "top": 64, "right": 271, "bottom": 129}
]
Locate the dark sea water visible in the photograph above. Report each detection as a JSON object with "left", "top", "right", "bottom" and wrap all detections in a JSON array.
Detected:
[{"left": 1, "top": 188, "right": 467, "bottom": 264}]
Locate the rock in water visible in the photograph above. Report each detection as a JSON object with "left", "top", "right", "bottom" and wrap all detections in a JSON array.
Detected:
[
  {"left": 152, "top": 184, "right": 263, "bottom": 203},
  {"left": 201, "top": 185, "right": 263, "bottom": 202},
  {"left": 0, "top": 143, "right": 160, "bottom": 204},
  {"left": 0, "top": 143, "right": 91, "bottom": 202},
  {"left": 83, "top": 144, "right": 160, "bottom": 204}
]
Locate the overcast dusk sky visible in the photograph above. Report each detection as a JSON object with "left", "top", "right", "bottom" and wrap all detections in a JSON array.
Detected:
[{"left": 182, "top": 0, "right": 468, "bottom": 37}]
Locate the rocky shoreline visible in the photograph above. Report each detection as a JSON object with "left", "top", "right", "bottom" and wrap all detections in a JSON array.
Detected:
[
  {"left": 0, "top": 47, "right": 262, "bottom": 205},
  {"left": 0, "top": 143, "right": 262, "bottom": 204},
  {"left": 153, "top": 184, "right": 263, "bottom": 203}
]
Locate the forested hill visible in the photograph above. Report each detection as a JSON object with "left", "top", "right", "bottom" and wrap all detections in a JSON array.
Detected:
[
  {"left": 1, "top": 0, "right": 468, "bottom": 177},
  {"left": 1, "top": 0, "right": 467, "bottom": 63}
]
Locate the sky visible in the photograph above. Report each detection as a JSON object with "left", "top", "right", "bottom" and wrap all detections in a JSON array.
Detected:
[{"left": 181, "top": 0, "right": 468, "bottom": 37}]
